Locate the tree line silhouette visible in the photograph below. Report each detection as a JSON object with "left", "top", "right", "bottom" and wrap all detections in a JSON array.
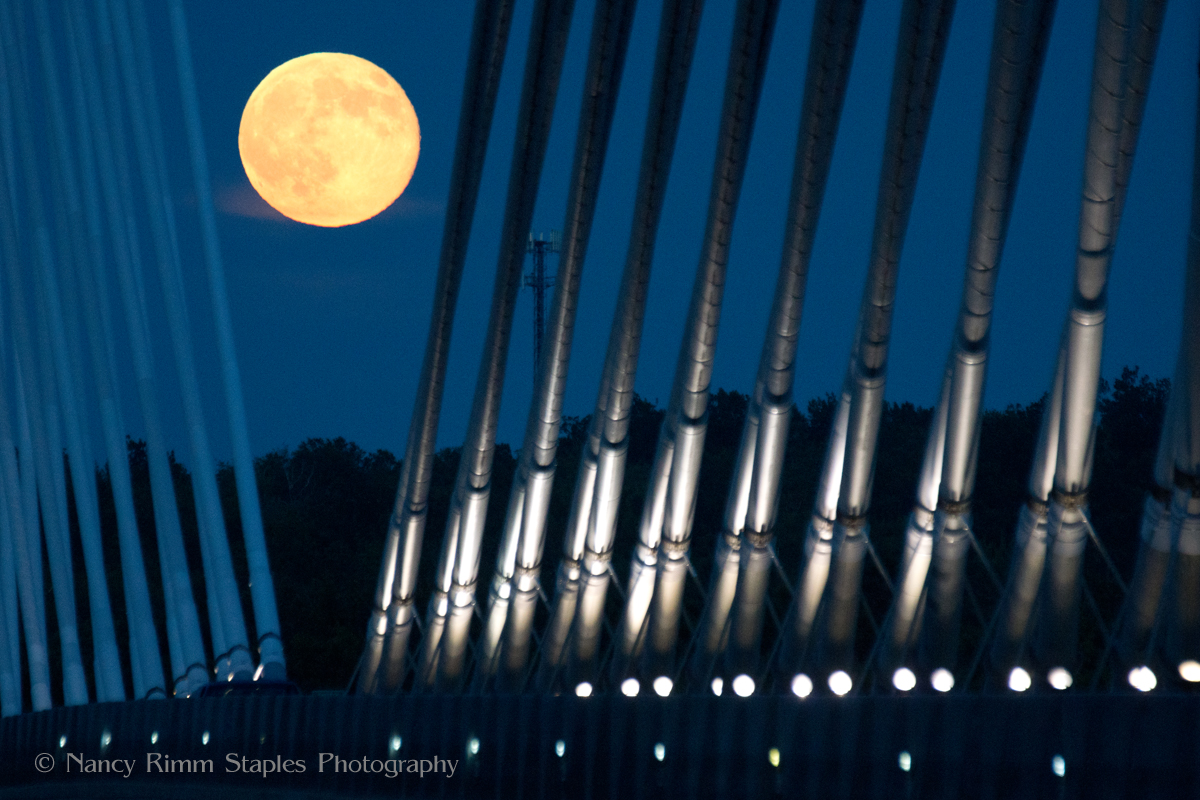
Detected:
[{"left": 51, "top": 367, "right": 1168, "bottom": 697}]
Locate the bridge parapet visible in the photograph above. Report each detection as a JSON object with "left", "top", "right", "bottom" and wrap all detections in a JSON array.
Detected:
[{"left": 0, "top": 694, "right": 1196, "bottom": 798}]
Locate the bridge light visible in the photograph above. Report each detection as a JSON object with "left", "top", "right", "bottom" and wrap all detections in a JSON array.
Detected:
[
  {"left": 389, "top": 734, "right": 402, "bottom": 754},
  {"left": 1179, "top": 660, "right": 1200, "bottom": 683},
  {"left": 1007, "top": 667, "right": 1031, "bottom": 692},
  {"left": 930, "top": 668, "right": 954, "bottom": 693},
  {"left": 891, "top": 667, "right": 916, "bottom": 692},
  {"left": 653, "top": 743, "right": 665, "bottom": 762},
  {"left": 58, "top": 735, "right": 66, "bottom": 749},
  {"left": 468, "top": 737, "right": 481, "bottom": 756},
  {"left": 621, "top": 677, "right": 640, "bottom": 697},
  {"left": 201, "top": 731, "right": 210, "bottom": 745},
  {"left": 827, "top": 670, "right": 852, "bottom": 696},
  {"left": 1052, "top": 755, "right": 1066, "bottom": 777},
  {"left": 1047, "top": 667, "right": 1072, "bottom": 690},
  {"left": 898, "top": 751, "right": 911, "bottom": 772},
  {"left": 710, "top": 677, "right": 724, "bottom": 696},
  {"left": 652, "top": 676, "right": 673, "bottom": 697},
  {"left": 555, "top": 740, "right": 565, "bottom": 758},
  {"left": 574, "top": 681, "right": 593, "bottom": 697},
  {"left": 790, "top": 673, "right": 813, "bottom": 699},
  {"left": 731, "top": 674, "right": 755, "bottom": 697},
  {"left": 100, "top": 730, "right": 112, "bottom": 750},
  {"left": 1128, "top": 665, "right": 1156, "bottom": 692},
  {"left": 150, "top": 731, "right": 158, "bottom": 745},
  {"left": 768, "top": 747, "right": 780, "bottom": 768}
]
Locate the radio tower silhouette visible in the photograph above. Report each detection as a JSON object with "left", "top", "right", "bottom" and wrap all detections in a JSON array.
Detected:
[{"left": 524, "top": 230, "right": 560, "bottom": 374}]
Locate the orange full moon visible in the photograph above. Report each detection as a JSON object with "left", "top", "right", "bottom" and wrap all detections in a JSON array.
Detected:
[{"left": 238, "top": 53, "right": 420, "bottom": 227}]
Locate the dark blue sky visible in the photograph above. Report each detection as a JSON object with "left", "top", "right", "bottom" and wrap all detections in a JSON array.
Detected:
[{"left": 142, "top": 0, "right": 1197, "bottom": 462}]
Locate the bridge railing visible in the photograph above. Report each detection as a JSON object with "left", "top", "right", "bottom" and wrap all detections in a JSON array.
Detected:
[{"left": 0, "top": 693, "right": 1196, "bottom": 798}]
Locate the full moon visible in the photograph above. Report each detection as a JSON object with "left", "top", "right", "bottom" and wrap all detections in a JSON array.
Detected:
[{"left": 238, "top": 53, "right": 420, "bottom": 227}]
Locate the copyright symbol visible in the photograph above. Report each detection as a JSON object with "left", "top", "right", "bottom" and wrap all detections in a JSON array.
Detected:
[{"left": 34, "top": 753, "right": 54, "bottom": 772}]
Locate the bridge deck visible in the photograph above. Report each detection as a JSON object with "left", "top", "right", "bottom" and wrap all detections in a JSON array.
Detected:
[{"left": 0, "top": 693, "right": 1194, "bottom": 798}]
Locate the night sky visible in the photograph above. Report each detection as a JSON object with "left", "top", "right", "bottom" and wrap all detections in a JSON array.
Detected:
[{"left": 137, "top": 0, "right": 1197, "bottom": 465}]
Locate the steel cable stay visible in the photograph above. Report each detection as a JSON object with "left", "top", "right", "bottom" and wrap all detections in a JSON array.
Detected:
[
  {"left": 1083, "top": 510, "right": 1131, "bottom": 595},
  {"left": 1097, "top": 503, "right": 1191, "bottom": 693},
  {"left": 470, "top": 571, "right": 556, "bottom": 694},
  {"left": 864, "top": 555, "right": 928, "bottom": 692},
  {"left": 854, "top": 534, "right": 895, "bottom": 692},
  {"left": 1127, "top": 541, "right": 1182, "bottom": 689}
]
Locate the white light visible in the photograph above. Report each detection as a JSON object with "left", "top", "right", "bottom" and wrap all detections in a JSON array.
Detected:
[
  {"left": 574, "top": 681, "right": 593, "bottom": 698},
  {"left": 1048, "top": 667, "right": 1073, "bottom": 690},
  {"left": 253, "top": 663, "right": 264, "bottom": 681},
  {"left": 653, "top": 676, "right": 673, "bottom": 697},
  {"left": 898, "top": 751, "right": 912, "bottom": 772},
  {"left": 58, "top": 735, "right": 66, "bottom": 749},
  {"left": 1008, "top": 667, "right": 1031, "bottom": 692},
  {"left": 930, "top": 668, "right": 954, "bottom": 693},
  {"left": 150, "top": 731, "right": 158, "bottom": 745},
  {"left": 468, "top": 737, "right": 480, "bottom": 756},
  {"left": 653, "top": 743, "right": 665, "bottom": 762},
  {"left": 555, "top": 740, "right": 566, "bottom": 758},
  {"left": 1051, "top": 754, "right": 1065, "bottom": 777},
  {"left": 100, "top": 730, "right": 112, "bottom": 748},
  {"left": 768, "top": 747, "right": 780, "bottom": 768},
  {"left": 731, "top": 674, "right": 755, "bottom": 698},
  {"left": 201, "top": 731, "right": 210, "bottom": 745},
  {"left": 1179, "top": 660, "right": 1200, "bottom": 683},
  {"left": 1128, "top": 665, "right": 1157, "bottom": 692},
  {"left": 790, "top": 673, "right": 813, "bottom": 699},
  {"left": 892, "top": 667, "right": 916, "bottom": 692},
  {"left": 710, "top": 677, "right": 724, "bottom": 696},
  {"left": 389, "top": 734, "right": 402, "bottom": 753},
  {"left": 828, "top": 670, "right": 852, "bottom": 696},
  {"left": 621, "top": 677, "right": 640, "bottom": 697}
]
